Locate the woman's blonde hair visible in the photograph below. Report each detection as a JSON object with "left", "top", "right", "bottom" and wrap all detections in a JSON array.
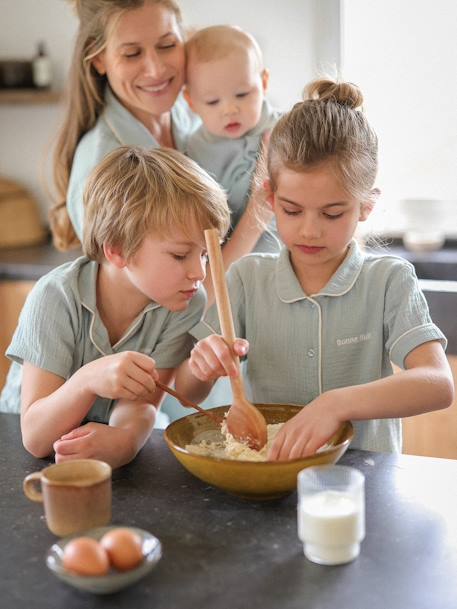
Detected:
[
  {"left": 50, "top": 0, "right": 182, "bottom": 251},
  {"left": 268, "top": 78, "right": 378, "bottom": 202},
  {"left": 83, "top": 146, "right": 230, "bottom": 262}
]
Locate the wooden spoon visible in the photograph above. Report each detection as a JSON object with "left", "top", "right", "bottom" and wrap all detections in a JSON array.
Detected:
[
  {"left": 204, "top": 229, "right": 267, "bottom": 451},
  {"left": 155, "top": 380, "right": 221, "bottom": 425}
]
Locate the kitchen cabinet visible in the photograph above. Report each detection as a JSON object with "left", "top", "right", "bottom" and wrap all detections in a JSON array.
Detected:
[
  {"left": 403, "top": 354, "right": 457, "bottom": 459},
  {"left": 0, "top": 89, "right": 61, "bottom": 104},
  {"left": 0, "top": 280, "right": 34, "bottom": 388}
]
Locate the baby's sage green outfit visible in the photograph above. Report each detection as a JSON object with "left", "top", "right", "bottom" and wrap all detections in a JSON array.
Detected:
[
  {"left": 0, "top": 257, "right": 205, "bottom": 428},
  {"left": 186, "top": 100, "right": 282, "bottom": 254},
  {"left": 67, "top": 87, "right": 200, "bottom": 241},
  {"left": 191, "top": 240, "right": 446, "bottom": 453}
]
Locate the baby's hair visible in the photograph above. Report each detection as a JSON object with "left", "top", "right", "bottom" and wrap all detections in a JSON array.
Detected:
[
  {"left": 268, "top": 78, "right": 378, "bottom": 203},
  {"left": 83, "top": 146, "right": 230, "bottom": 262},
  {"left": 186, "top": 25, "right": 264, "bottom": 72},
  {"left": 50, "top": 0, "right": 182, "bottom": 251}
]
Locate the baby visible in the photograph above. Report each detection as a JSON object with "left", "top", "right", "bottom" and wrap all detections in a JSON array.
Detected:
[{"left": 184, "top": 25, "right": 281, "bottom": 254}]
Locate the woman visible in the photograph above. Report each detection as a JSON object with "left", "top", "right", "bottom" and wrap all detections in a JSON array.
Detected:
[{"left": 51, "top": 0, "right": 197, "bottom": 250}]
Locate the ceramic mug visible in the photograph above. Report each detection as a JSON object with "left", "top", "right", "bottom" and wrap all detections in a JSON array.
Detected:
[{"left": 23, "top": 459, "right": 112, "bottom": 536}]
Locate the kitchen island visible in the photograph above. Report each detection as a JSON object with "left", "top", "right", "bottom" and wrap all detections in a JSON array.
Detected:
[{"left": 1, "top": 413, "right": 456, "bottom": 609}]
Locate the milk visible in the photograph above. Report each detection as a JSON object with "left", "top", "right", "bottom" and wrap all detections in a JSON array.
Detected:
[{"left": 298, "top": 490, "right": 365, "bottom": 565}]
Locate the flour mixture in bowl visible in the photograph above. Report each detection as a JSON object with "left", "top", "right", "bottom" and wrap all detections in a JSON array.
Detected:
[
  {"left": 186, "top": 422, "right": 284, "bottom": 461},
  {"left": 186, "top": 421, "right": 331, "bottom": 462}
]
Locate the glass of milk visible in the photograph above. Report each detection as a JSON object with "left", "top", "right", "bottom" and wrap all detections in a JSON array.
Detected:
[{"left": 297, "top": 465, "right": 365, "bottom": 565}]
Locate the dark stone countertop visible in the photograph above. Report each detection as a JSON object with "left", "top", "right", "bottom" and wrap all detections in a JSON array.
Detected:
[{"left": 2, "top": 413, "right": 457, "bottom": 609}]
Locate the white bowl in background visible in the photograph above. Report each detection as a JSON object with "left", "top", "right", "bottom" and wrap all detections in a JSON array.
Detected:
[{"left": 402, "top": 230, "right": 445, "bottom": 252}]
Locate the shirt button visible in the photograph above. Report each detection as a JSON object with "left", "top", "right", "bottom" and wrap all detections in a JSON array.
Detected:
[{"left": 307, "top": 349, "right": 315, "bottom": 357}]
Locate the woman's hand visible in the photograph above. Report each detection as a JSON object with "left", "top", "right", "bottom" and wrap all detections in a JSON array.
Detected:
[
  {"left": 268, "top": 390, "right": 346, "bottom": 461},
  {"left": 188, "top": 335, "right": 249, "bottom": 382},
  {"left": 82, "top": 352, "right": 159, "bottom": 402}
]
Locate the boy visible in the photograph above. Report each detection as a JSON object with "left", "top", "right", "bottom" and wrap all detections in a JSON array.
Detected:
[
  {"left": 184, "top": 25, "right": 281, "bottom": 258},
  {"left": 0, "top": 146, "right": 229, "bottom": 468}
]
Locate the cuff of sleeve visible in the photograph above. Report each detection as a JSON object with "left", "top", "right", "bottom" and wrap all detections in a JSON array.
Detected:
[
  {"left": 6, "top": 350, "right": 71, "bottom": 380},
  {"left": 389, "top": 323, "right": 447, "bottom": 369}
]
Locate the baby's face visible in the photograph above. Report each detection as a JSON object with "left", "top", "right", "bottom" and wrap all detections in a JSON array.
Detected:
[{"left": 185, "top": 49, "right": 268, "bottom": 139}]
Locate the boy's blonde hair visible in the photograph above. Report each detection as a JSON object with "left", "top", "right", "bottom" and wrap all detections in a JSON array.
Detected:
[
  {"left": 83, "top": 146, "right": 230, "bottom": 262},
  {"left": 186, "top": 25, "right": 264, "bottom": 72},
  {"left": 50, "top": 0, "right": 182, "bottom": 251},
  {"left": 268, "top": 79, "right": 378, "bottom": 203}
]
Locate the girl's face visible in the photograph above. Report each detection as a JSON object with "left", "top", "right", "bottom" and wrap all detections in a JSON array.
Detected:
[
  {"left": 121, "top": 223, "right": 208, "bottom": 312},
  {"left": 93, "top": 2, "right": 185, "bottom": 124},
  {"left": 268, "top": 163, "right": 372, "bottom": 291}
]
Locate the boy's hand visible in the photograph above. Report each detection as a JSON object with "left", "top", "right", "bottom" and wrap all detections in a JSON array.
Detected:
[
  {"left": 53, "top": 420, "right": 139, "bottom": 469},
  {"left": 189, "top": 335, "right": 249, "bottom": 382},
  {"left": 83, "top": 352, "right": 158, "bottom": 401},
  {"left": 53, "top": 422, "right": 126, "bottom": 466},
  {"left": 268, "top": 391, "right": 345, "bottom": 461}
]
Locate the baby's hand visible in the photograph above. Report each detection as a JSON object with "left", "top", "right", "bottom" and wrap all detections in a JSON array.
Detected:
[{"left": 189, "top": 335, "right": 249, "bottom": 383}]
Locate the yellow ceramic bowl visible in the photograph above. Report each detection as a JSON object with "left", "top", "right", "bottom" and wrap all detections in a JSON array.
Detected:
[{"left": 164, "top": 404, "right": 353, "bottom": 500}]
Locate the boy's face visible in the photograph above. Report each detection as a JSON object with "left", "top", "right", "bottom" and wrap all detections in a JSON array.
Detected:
[
  {"left": 185, "top": 49, "right": 269, "bottom": 139},
  {"left": 122, "top": 223, "right": 208, "bottom": 312}
]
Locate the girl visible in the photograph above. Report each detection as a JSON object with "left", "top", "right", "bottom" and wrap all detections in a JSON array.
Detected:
[
  {"left": 175, "top": 79, "right": 454, "bottom": 460},
  {"left": 0, "top": 147, "right": 229, "bottom": 468}
]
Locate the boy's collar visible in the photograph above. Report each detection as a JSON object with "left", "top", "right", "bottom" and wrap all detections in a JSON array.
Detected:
[
  {"left": 78, "top": 259, "right": 161, "bottom": 355},
  {"left": 275, "top": 240, "right": 365, "bottom": 302}
]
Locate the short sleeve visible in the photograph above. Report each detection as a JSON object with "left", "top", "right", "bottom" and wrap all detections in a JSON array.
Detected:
[
  {"left": 384, "top": 261, "right": 447, "bottom": 368},
  {"left": 151, "top": 289, "right": 207, "bottom": 369},
  {"left": 190, "top": 264, "right": 247, "bottom": 341},
  {"left": 6, "top": 276, "right": 78, "bottom": 380}
]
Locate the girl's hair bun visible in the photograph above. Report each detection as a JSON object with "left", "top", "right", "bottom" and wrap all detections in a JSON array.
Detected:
[{"left": 304, "top": 78, "right": 363, "bottom": 110}]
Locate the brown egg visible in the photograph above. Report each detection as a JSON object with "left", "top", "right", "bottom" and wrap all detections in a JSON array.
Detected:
[
  {"left": 62, "top": 537, "right": 110, "bottom": 576},
  {"left": 100, "top": 528, "right": 144, "bottom": 571}
]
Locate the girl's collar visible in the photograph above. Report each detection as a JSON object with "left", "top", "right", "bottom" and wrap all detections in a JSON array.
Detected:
[{"left": 275, "top": 240, "right": 365, "bottom": 302}]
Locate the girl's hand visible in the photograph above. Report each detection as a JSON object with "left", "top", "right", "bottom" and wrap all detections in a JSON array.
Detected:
[
  {"left": 82, "top": 352, "right": 158, "bottom": 401},
  {"left": 268, "top": 391, "right": 345, "bottom": 461},
  {"left": 189, "top": 335, "right": 249, "bottom": 382}
]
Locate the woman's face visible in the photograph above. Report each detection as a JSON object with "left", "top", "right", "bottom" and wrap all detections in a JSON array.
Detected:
[{"left": 93, "top": 2, "right": 185, "bottom": 123}]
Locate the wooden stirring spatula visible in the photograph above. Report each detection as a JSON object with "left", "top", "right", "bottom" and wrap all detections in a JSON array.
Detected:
[
  {"left": 155, "top": 380, "right": 221, "bottom": 425},
  {"left": 204, "top": 229, "right": 267, "bottom": 451}
]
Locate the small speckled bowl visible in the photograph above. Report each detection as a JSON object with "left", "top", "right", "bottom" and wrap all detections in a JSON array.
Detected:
[
  {"left": 46, "top": 526, "right": 162, "bottom": 594},
  {"left": 164, "top": 404, "right": 353, "bottom": 500}
]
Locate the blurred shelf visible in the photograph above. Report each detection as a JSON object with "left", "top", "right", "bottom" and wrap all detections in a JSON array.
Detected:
[{"left": 0, "top": 89, "right": 61, "bottom": 104}]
